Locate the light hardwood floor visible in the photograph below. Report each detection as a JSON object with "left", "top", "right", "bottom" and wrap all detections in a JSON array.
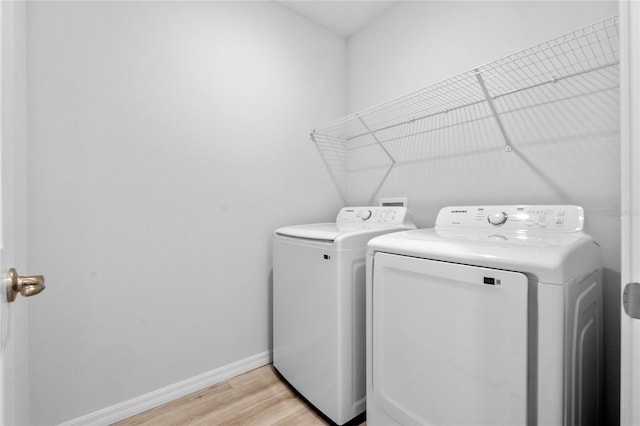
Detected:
[{"left": 113, "top": 364, "right": 365, "bottom": 426}]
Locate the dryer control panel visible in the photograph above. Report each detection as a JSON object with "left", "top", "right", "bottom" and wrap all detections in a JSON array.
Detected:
[
  {"left": 436, "top": 205, "right": 584, "bottom": 232},
  {"left": 337, "top": 206, "right": 411, "bottom": 225}
]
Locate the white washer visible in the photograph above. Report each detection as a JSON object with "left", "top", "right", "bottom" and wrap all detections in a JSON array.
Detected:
[
  {"left": 366, "top": 205, "right": 602, "bottom": 426},
  {"left": 273, "top": 206, "right": 416, "bottom": 425}
]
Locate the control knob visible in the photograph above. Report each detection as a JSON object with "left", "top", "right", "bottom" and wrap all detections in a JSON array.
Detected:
[
  {"left": 488, "top": 211, "right": 508, "bottom": 226},
  {"left": 362, "top": 210, "right": 373, "bottom": 221}
]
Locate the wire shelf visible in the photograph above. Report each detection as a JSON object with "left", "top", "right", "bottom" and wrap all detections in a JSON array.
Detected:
[{"left": 311, "top": 16, "right": 620, "bottom": 204}]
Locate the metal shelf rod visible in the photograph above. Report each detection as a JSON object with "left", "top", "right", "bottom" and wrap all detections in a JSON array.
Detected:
[
  {"left": 343, "top": 98, "right": 486, "bottom": 141},
  {"left": 346, "top": 113, "right": 495, "bottom": 153},
  {"left": 356, "top": 115, "right": 397, "bottom": 164},
  {"left": 327, "top": 60, "right": 619, "bottom": 145},
  {"left": 474, "top": 69, "right": 513, "bottom": 152},
  {"left": 310, "top": 132, "right": 347, "bottom": 204},
  {"left": 489, "top": 60, "right": 619, "bottom": 101}
]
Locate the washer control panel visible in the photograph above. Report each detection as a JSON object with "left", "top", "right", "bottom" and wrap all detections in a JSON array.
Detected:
[
  {"left": 336, "top": 206, "right": 410, "bottom": 225},
  {"left": 436, "top": 205, "right": 584, "bottom": 232}
]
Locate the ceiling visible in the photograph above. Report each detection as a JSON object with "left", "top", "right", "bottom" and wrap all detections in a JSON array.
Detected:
[{"left": 278, "top": 1, "right": 399, "bottom": 38}]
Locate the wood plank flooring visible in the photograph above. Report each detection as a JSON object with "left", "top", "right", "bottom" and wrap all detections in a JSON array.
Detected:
[{"left": 113, "top": 364, "right": 365, "bottom": 426}]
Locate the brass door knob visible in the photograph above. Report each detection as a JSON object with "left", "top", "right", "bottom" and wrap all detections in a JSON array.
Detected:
[{"left": 7, "top": 268, "right": 45, "bottom": 302}]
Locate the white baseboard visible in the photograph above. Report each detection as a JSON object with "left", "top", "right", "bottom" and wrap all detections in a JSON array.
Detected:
[{"left": 59, "top": 350, "right": 272, "bottom": 426}]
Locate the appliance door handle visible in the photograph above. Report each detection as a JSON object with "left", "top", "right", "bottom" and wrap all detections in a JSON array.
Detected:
[{"left": 623, "top": 282, "right": 640, "bottom": 319}]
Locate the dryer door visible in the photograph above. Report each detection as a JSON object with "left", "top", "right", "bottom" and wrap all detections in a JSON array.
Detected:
[{"left": 370, "top": 253, "right": 528, "bottom": 426}]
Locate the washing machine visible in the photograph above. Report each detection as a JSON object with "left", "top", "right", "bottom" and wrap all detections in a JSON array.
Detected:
[
  {"left": 273, "top": 206, "right": 416, "bottom": 425},
  {"left": 366, "top": 205, "right": 602, "bottom": 426}
]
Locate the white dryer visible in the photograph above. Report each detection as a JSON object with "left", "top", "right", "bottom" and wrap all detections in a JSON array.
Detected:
[
  {"left": 273, "top": 206, "right": 415, "bottom": 425},
  {"left": 366, "top": 205, "right": 602, "bottom": 426}
]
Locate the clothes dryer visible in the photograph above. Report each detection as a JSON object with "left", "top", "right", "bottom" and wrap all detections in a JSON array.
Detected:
[
  {"left": 366, "top": 205, "right": 602, "bottom": 426},
  {"left": 274, "top": 206, "right": 415, "bottom": 425}
]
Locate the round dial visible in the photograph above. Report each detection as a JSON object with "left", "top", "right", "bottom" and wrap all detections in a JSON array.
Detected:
[
  {"left": 487, "top": 211, "right": 508, "bottom": 226},
  {"left": 362, "top": 210, "right": 373, "bottom": 221}
]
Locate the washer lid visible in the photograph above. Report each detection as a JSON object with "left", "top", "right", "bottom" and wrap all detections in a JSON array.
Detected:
[
  {"left": 275, "top": 222, "right": 412, "bottom": 242},
  {"left": 275, "top": 223, "right": 354, "bottom": 242}
]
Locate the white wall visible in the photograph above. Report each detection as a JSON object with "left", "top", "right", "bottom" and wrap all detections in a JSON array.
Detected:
[
  {"left": 26, "top": 2, "right": 345, "bottom": 424},
  {"left": 348, "top": 1, "right": 619, "bottom": 112},
  {"left": 347, "top": 1, "right": 620, "bottom": 423}
]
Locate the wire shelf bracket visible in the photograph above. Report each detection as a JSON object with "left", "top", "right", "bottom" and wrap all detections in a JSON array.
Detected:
[
  {"left": 356, "top": 115, "right": 397, "bottom": 204},
  {"left": 310, "top": 131, "right": 348, "bottom": 204},
  {"left": 474, "top": 68, "right": 513, "bottom": 152}
]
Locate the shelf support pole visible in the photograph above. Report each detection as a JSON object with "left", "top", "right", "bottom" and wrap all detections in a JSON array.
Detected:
[
  {"left": 474, "top": 69, "right": 513, "bottom": 152},
  {"left": 357, "top": 115, "right": 397, "bottom": 164},
  {"left": 357, "top": 116, "right": 397, "bottom": 204},
  {"left": 309, "top": 131, "right": 348, "bottom": 205}
]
